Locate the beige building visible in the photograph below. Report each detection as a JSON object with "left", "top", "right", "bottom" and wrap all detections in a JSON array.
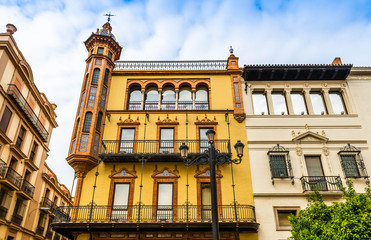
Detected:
[
  {"left": 242, "top": 59, "right": 371, "bottom": 240},
  {"left": 0, "top": 24, "right": 72, "bottom": 240}
]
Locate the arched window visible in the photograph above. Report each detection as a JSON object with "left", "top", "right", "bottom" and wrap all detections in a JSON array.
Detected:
[
  {"left": 83, "top": 74, "right": 89, "bottom": 91},
  {"left": 144, "top": 87, "right": 159, "bottom": 110},
  {"left": 83, "top": 112, "right": 93, "bottom": 132},
  {"left": 96, "top": 111, "right": 103, "bottom": 131},
  {"left": 178, "top": 86, "right": 192, "bottom": 110},
  {"left": 92, "top": 68, "right": 100, "bottom": 85},
  {"left": 162, "top": 86, "right": 176, "bottom": 110},
  {"left": 73, "top": 118, "right": 80, "bottom": 138},
  {"left": 103, "top": 69, "right": 109, "bottom": 86},
  {"left": 195, "top": 86, "right": 209, "bottom": 110},
  {"left": 128, "top": 86, "right": 142, "bottom": 110}
]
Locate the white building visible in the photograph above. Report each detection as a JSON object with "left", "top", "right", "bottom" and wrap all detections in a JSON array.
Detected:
[{"left": 242, "top": 59, "right": 371, "bottom": 240}]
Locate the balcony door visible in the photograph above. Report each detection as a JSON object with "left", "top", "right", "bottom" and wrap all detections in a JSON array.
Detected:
[
  {"left": 201, "top": 183, "right": 212, "bottom": 220},
  {"left": 159, "top": 128, "right": 174, "bottom": 153},
  {"left": 305, "top": 156, "right": 327, "bottom": 190},
  {"left": 111, "top": 183, "right": 130, "bottom": 221},
  {"left": 120, "top": 128, "right": 135, "bottom": 153},
  {"left": 199, "top": 128, "right": 212, "bottom": 153},
  {"left": 157, "top": 183, "right": 173, "bottom": 221}
]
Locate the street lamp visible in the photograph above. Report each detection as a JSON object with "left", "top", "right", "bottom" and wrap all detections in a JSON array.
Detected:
[{"left": 179, "top": 133, "right": 244, "bottom": 240}]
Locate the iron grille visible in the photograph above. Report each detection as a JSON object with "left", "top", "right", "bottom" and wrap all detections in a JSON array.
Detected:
[
  {"left": 338, "top": 144, "right": 369, "bottom": 184},
  {"left": 267, "top": 144, "right": 293, "bottom": 184}
]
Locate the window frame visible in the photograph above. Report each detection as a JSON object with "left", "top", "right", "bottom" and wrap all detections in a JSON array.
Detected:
[
  {"left": 91, "top": 68, "right": 100, "bottom": 85},
  {"left": 338, "top": 144, "right": 369, "bottom": 181},
  {"left": 97, "top": 47, "right": 104, "bottom": 55},
  {"left": 273, "top": 206, "right": 300, "bottom": 231},
  {"left": 15, "top": 126, "right": 26, "bottom": 148},
  {"left": 329, "top": 91, "right": 347, "bottom": 115},
  {"left": 82, "top": 112, "right": 93, "bottom": 132},
  {"left": 268, "top": 144, "right": 293, "bottom": 184},
  {"left": 158, "top": 127, "right": 175, "bottom": 153},
  {"left": 0, "top": 105, "right": 13, "bottom": 134},
  {"left": 271, "top": 91, "right": 288, "bottom": 115},
  {"left": 252, "top": 91, "right": 269, "bottom": 115}
]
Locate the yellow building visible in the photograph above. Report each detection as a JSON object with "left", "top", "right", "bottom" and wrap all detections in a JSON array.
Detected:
[
  {"left": 53, "top": 21, "right": 258, "bottom": 240},
  {"left": 0, "top": 24, "right": 72, "bottom": 240}
]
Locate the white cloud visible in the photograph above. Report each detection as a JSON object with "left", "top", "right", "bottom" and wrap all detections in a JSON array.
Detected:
[{"left": 1, "top": 0, "right": 371, "bottom": 194}]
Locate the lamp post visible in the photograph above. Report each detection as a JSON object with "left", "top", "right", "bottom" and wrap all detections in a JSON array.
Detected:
[{"left": 179, "top": 130, "right": 244, "bottom": 240}]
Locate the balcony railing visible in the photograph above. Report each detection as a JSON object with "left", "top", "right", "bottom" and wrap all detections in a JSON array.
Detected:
[
  {"left": 4, "top": 167, "right": 22, "bottom": 188},
  {"left": 178, "top": 101, "right": 193, "bottom": 110},
  {"left": 195, "top": 101, "right": 209, "bottom": 110},
  {"left": 40, "top": 197, "right": 55, "bottom": 210},
  {"left": 7, "top": 84, "right": 48, "bottom": 142},
  {"left": 0, "top": 158, "right": 6, "bottom": 178},
  {"left": 301, "top": 176, "right": 342, "bottom": 192},
  {"left": 21, "top": 179, "right": 35, "bottom": 198},
  {"left": 128, "top": 101, "right": 209, "bottom": 111},
  {"left": 46, "top": 230, "right": 53, "bottom": 239},
  {"left": 127, "top": 101, "right": 141, "bottom": 110},
  {"left": 161, "top": 101, "right": 176, "bottom": 110},
  {"left": 114, "top": 60, "right": 228, "bottom": 71},
  {"left": 54, "top": 205, "right": 256, "bottom": 223},
  {"left": 11, "top": 213, "right": 23, "bottom": 225},
  {"left": 36, "top": 226, "right": 45, "bottom": 235},
  {"left": 101, "top": 139, "right": 230, "bottom": 156}
]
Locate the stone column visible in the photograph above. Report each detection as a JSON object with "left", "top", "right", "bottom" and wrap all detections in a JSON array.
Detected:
[
  {"left": 303, "top": 88, "right": 314, "bottom": 115},
  {"left": 192, "top": 89, "right": 196, "bottom": 110},
  {"left": 265, "top": 89, "right": 274, "bottom": 115},
  {"left": 341, "top": 88, "right": 353, "bottom": 114},
  {"left": 141, "top": 88, "right": 145, "bottom": 110},
  {"left": 158, "top": 89, "right": 162, "bottom": 110},
  {"left": 175, "top": 89, "right": 179, "bottom": 110},
  {"left": 284, "top": 88, "right": 294, "bottom": 115},
  {"left": 322, "top": 88, "right": 333, "bottom": 114}
]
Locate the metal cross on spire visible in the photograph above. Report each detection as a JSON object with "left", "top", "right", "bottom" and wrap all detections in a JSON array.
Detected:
[{"left": 104, "top": 12, "right": 115, "bottom": 22}]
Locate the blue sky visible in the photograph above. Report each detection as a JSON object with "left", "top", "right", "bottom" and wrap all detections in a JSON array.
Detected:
[{"left": 1, "top": 0, "right": 371, "bottom": 192}]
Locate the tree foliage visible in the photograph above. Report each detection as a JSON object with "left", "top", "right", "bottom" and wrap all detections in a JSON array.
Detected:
[{"left": 289, "top": 181, "right": 371, "bottom": 239}]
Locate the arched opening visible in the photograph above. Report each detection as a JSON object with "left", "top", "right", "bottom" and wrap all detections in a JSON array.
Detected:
[
  {"left": 144, "top": 86, "right": 159, "bottom": 110},
  {"left": 195, "top": 85, "right": 209, "bottom": 110},
  {"left": 161, "top": 85, "right": 176, "bottom": 110},
  {"left": 178, "top": 85, "right": 193, "bottom": 110},
  {"left": 103, "top": 69, "right": 110, "bottom": 86},
  {"left": 127, "top": 85, "right": 142, "bottom": 110},
  {"left": 82, "top": 112, "right": 93, "bottom": 132},
  {"left": 91, "top": 68, "right": 100, "bottom": 85}
]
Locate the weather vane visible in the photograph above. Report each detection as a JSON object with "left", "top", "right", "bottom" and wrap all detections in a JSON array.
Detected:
[{"left": 104, "top": 12, "right": 115, "bottom": 22}]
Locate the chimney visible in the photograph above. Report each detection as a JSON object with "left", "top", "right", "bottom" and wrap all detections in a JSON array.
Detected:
[
  {"left": 332, "top": 57, "right": 342, "bottom": 65},
  {"left": 6, "top": 24, "right": 17, "bottom": 35}
]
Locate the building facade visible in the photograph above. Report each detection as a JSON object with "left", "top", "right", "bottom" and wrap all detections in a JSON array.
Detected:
[
  {"left": 0, "top": 24, "right": 72, "bottom": 240},
  {"left": 53, "top": 21, "right": 259, "bottom": 240},
  {"left": 242, "top": 60, "right": 371, "bottom": 240}
]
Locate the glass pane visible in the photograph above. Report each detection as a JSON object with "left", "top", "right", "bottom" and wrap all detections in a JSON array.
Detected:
[
  {"left": 201, "top": 183, "right": 211, "bottom": 220},
  {"left": 305, "top": 156, "right": 324, "bottom": 176},
  {"left": 278, "top": 210, "right": 296, "bottom": 226},
  {"left": 200, "top": 128, "right": 212, "bottom": 152},
  {"left": 113, "top": 184, "right": 130, "bottom": 206},
  {"left": 341, "top": 155, "right": 359, "bottom": 177},
  {"left": 162, "top": 89, "right": 176, "bottom": 101},
  {"left": 271, "top": 93, "right": 288, "bottom": 115},
  {"left": 146, "top": 89, "right": 158, "bottom": 101},
  {"left": 120, "top": 129, "right": 135, "bottom": 153},
  {"left": 269, "top": 155, "right": 288, "bottom": 178},
  {"left": 252, "top": 93, "right": 268, "bottom": 115},
  {"left": 329, "top": 92, "right": 346, "bottom": 114},
  {"left": 310, "top": 92, "right": 326, "bottom": 114},
  {"left": 160, "top": 129, "right": 174, "bottom": 153},
  {"left": 291, "top": 93, "right": 307, "bottom": 115},
  {"left": 158, "top": 183, "right": 173, "bottom": 206},
  {"left": 179, "top": 88, "right": 192, "bottom": 101},
  {"left": 196, "top": 88, "right": 208, "bottom": 101},
  {"left": 129, "top": 90, "right": 141, "bottom": 102}
]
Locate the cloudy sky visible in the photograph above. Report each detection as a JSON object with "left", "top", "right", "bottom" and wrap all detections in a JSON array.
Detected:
[{"left": 1, "top": 0, "right": 371, "bottom": 193}]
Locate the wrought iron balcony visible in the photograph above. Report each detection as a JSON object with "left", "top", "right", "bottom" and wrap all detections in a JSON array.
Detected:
[
  {"left": 0, "top": 166, "right": 22, "bottom": 189},
  {"left": 11, "top": 213, "right": 23, "bottom": 225},
  {"left": 20, "top": 179, "right": 35, "bottom": 198},
  {"left": 195, "top": 101, "right": 209, "bottom": 110},
  {"left": 54, "top": 204, "right": 256, "bottom": 223},
  {"left": 127, "top": 101, "right": 209, "bottom": 111},
  {"left": 100, "top": 139, "right": 231, "bottom": 162},
  {"left": 7, "top": 84, "right": 48, "bottom": 142},
  {"left": 40, "top": 197, "right": 55, "bottom": 212},
  {"left": 127, "top": 101, "right": 141, "bottom": 110},
  {"left": 36, "top": 226, "right": 45, "bottom": 235},
  {"left": 144, "top": 101, "right": 158, "bottom": 110},
  {"left": 177, "top": 101, "right": 193, "bottom": 110},
  {"left": 301, "top": 176, "right": 342, "bottom": 192}
]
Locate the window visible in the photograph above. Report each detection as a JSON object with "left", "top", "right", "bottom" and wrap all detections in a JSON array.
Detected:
[
  {"left": 252, "top": 92, "right": 269, "bottom": 115},
  {"left": 97, "top": 47, "right": 104, "bottom": 55},
  {"left": 108, "top": 51, "right": 112, "bottom": 59},
  {"left": 201, "top": 183, "right": 211, "bottom": 220},
  {"left": 329, "top": 92, "right": 347, "bottom": 114},
  {"left": 95, "top": 59, "right": 102, "bottom": 65},
  {"left": 195, "top": 86, "right": 208, "bottom": 110},
  {"left": 304, "top": 156, "right": 327, "bottom": 191},
  {"left": 78, "top": 93, "right": 85, "bottom": 115},
  {"left": 103, "top": 69, "right": 110, "bottom": 86},
  {"left": 144, "top": 87, "right": 159, "bottom": 110},
  {"left": 73, "top": 118, "right": 80, "bottom": 138},
  {"left": 0, "top": 188, "right": 12, "bottom": 218},
  {"left": 83, "top": 74, "right": 89, "bottom": 91},
  {"left": 310, "top": 92, "right": 327, "bottom": 114},
  {"left": 291, "top": 92, "right": 307, "bottom": 115},
  {"left": 16, "top": 126, "right": 26, "bottom": 148},
  {"left": 178, "top": 86, "right": 192, "bottom": 110},
  {"left": 338, "top": 144, "right": 368, "bottom": 179},
  {"left": 159, "top": 128, "right": 174, "bottom": 153},
  {"left": 274, "top": 207, "right": 299, "bottom": 231},
  {"left": 111, "top": 183, "right": 130, "bottom": 221},
  {"left": 82, "top": 112, "right": 93, "bottom": 132},
  {"left": 36, "top": 212, "right": 46, "bottom": 235},
  {"left": 91, "top": 68, "right": 100, "bottom": 85},
  {"left": 271, "top": 92, "right": 288, "bottom": 115},
  {"left": 157, "top": 183, "right": 173, "bottom": 221},
  {"left": 199, "top": 128, "right": 212, "bottom": 153},
  {"left": 11, "top": 198, "right": 26, "bottom": 225},
  {"left": 0, "top": 106, "right": 12, "bottom": 133},
  {"left": 161, "top": 87, "right": 176, "bottom": 110},
  {"left": 96, "top": 112, "right": 103, "bottom": 131},
  {"left": 120, "top": 128, "right": 135, "bottom": 153},
  {"left": 128, "top": 86, "right": 142, "bottom": 110},
  {"left": 268, "top": 144, "right": 293, "bottom": 184},
  {"left": 30, "top": 142, "right": 38, "bottom": 162}
]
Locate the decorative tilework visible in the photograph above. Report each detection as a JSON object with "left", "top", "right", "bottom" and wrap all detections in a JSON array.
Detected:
[
  {"left": 78, "top": 93, "right": 85, "bottom": 115},
  {"left": 100, "top": 87, "right": 107, "bottom": 109},
  {"left": 95, "top": 59, "right": 102, "bottom": 65},
  {"left": 79, "top": 134, "right": 89, "bottom": 152},
  {"left": 70, "top": 140, "right": 75, "bottom": 154},
  {"left": 87, "top": 87, "right": 97, "bottom": 109},
  {"left": 93, "top": 133, "right": 100, "bottom": 156}
]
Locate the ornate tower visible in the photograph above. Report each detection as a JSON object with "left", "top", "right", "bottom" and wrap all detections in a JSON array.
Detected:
[{"left": 66, "top": 21, "right": 122, "bottom": 206}]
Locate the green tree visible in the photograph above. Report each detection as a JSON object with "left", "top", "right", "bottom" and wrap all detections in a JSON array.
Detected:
[{"left": 289, "top": 181, "right": 371, "bottom": 240}]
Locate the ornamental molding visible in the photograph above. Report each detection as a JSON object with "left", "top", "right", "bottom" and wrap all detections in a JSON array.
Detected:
[
  {"left": 110, "top": 167, "right": 137, "bottom": 178},
  {"left": 117, "top": 114, "right": 140, "bottom": 125},
  {"left": 114, "top": 60, "right": 228, "bottom": 71},
  {"left": 194, "top": 115, "right": 218, "bottom": 125},
  {"left": 152, "top": 166, "right": 179, "bottom": 178},
  {"left": 233, "top": 113, "right": 246, "bottom": 123},
  {"left": 194, "top": 166, "right": 223, "bottom": 178},
  {"left": 156, "top": 114, "right": 179, "bottom": 125},
  {"left": 292, "top": 131, "right": 328, "bottom": 143}
]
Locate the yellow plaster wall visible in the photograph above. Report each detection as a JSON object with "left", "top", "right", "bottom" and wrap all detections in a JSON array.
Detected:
[{"left": 0, "top": 58, "right": 15, "bottom": 89}]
